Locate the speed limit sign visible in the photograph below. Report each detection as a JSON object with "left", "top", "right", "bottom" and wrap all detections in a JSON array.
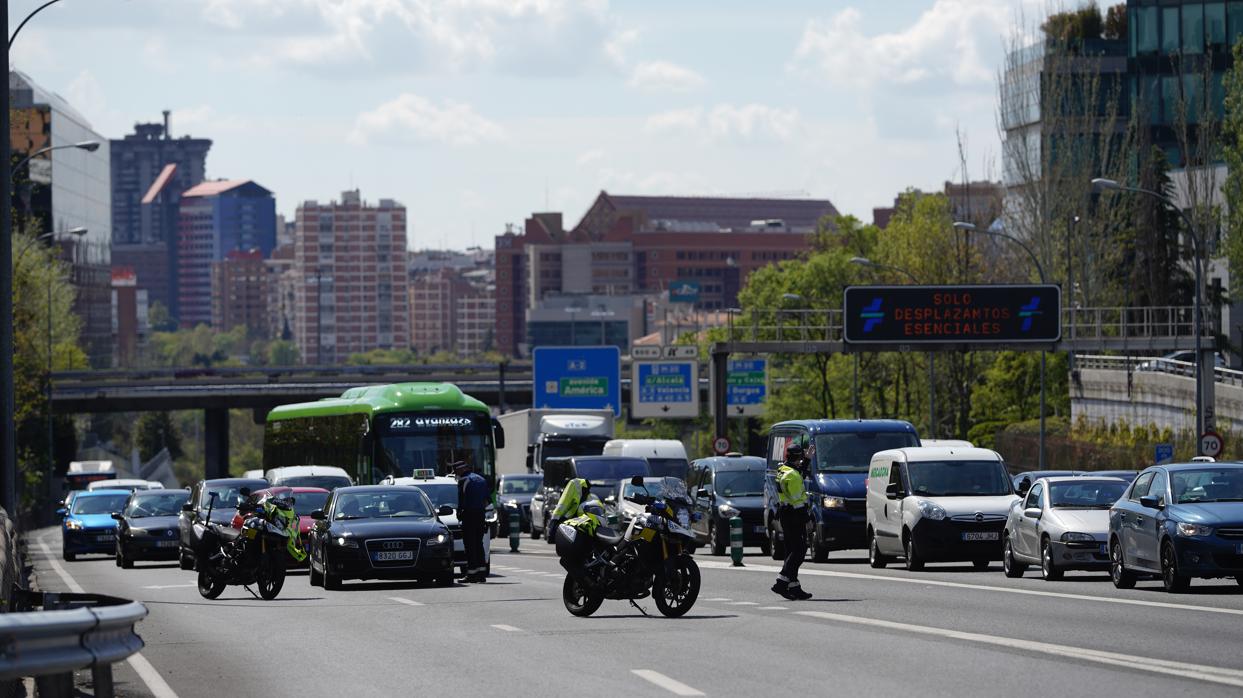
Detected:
[
  {"left": 1200, "top": 431, "right": 1224, "bottom": 458},
  {"left": 713, "top": 436, "right": 732, "bottom": 455}
]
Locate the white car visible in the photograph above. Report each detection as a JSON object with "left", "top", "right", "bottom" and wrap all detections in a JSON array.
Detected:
[
  {"left": 264, "top": 465, "right": 353, "bottom": 491},
  {"left": 866, "top": 447, "right": 1018, "bottom": 571},
  {"left": 87, "top": 479, "right": 159, "bottom": 492},
  {"left": 1002, "top": 476, "right": 1128, "bottom": 580},
  {"left": 382, "top": 472, "right": 493, "bottom": 577}
]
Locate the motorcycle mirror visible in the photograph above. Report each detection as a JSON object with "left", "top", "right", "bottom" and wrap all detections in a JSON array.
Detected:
[
  {"left": 437, "top": 505, "right": 454, "bottom": 517},
  {"left": 310, "top": 510, "right": 325, "bottom": 520},
  {"left": 239, "top": 487, "right": 251, "bottom": 497}
]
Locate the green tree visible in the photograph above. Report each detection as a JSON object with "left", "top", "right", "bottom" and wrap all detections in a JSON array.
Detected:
[
  {"left": 136, "top": 412, "right": 185, "bottom": 462},
  {"left": 1126, "top": 147, "right": 1192, "bottom": 307},
  {"left": 267, "top": 340, "right": 301, "bottom": 365},
  {"left": 1223, "top": 37, "right": 1243, "bottom": 297}
]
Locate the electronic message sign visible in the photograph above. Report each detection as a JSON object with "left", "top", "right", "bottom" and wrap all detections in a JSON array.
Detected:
[{"left": 843, "top": 285, "right": 1061, "bottom": 346}]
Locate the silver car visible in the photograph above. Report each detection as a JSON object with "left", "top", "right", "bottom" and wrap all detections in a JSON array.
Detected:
[{"left": 1002, "top": 476, "right": 1129, "bottom": 580}]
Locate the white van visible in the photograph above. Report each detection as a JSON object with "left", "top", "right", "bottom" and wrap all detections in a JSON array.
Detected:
[
  {"left": 263, "top": 465, "right": 353, "bottom": 491},
  {"left": 601, "top": 439, "right": 690, "bottom": 480},
  {"left": 865, "top": 447, "right": 1018, "bottom": 571}
]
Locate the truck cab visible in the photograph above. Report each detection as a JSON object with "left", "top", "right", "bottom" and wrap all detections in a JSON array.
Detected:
[
  {"left": 764, "top": 419, "right": 920, "bottom": 562},
  {"left": 530, "top": 415, "right": 613, "bottom": 473}
]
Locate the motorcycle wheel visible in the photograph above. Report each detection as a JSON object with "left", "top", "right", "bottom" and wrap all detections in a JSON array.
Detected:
[
  {"left": 654, "top": 556, "right": 700, "bottom": 618},
  {"left": 562, "top": 575, "right": 604, "bottom": 617},
  {"left": 257, "top": 557, "right": 286, "bottom": 600},
  {"left": 197, "top": 567, "right": 226, "bottom": 600}
]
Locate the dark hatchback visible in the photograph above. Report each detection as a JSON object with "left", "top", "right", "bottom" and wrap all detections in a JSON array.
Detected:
[
  {"left": 689, "top": 455, "right": 769, "bottom": 555},
  {"left": 307, "top": 485, "right": 455, "bottom": 590},
  {"left": 497, "top": 473, "right": 542, "bottom": 535},
  {"left": 113, "top": 489, "right": 190, "bottom": 568},
  {"left": 1110, "top": 462, "right": 1243, "bottom": 592},
  {"left": 178, "top": 477, "right": 269, "bottom": 570}
]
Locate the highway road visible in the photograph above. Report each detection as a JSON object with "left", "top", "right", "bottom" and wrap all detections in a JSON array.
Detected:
[{"left": 27, "top": 528, "right": 1243, "bottom": 697}]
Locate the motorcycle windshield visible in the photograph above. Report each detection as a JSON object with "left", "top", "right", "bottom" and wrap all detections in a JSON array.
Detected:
[{"left": 661, "top": 477, "right": 691, "bottom": 505}]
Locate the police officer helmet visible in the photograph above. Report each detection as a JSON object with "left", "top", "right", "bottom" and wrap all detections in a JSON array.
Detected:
[
  {"left": 785, "top": 443, "right": 805, "bottom": 461},
  {"left": 581, "top": 498, "right": 606, "bottom": 519}
]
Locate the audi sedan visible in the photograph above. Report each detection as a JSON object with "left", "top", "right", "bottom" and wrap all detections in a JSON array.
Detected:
[
  {"left": 113, "top": 489, "right": 191, "bottom": 568},
  {"left": 1110, "top": 463, "right": 1243, "bottom": 592},
  {"left": 307, "top": 486, "right": 455, "bottom": 590},
  {"left": 1003, "top": 477, "right": 1127, "bottom": 580}
]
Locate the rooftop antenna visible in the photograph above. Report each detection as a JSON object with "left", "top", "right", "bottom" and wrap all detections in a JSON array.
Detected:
[{"left": 545, "top": 177, "right": 549, "bottom": 210}]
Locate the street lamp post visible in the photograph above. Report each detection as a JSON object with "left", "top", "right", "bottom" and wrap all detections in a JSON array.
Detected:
[
  {"left": 954, "top": 222, "right": 1049, "bottom": 468},
  {"left": 1091, "top": 178, "right": 1209, "bottom": 447},
  {"left": 565, "top": 304, "right": 585, "bottom": 345},
  {"left": 850, "top": 257, "right": 936, "bottom": 437},
  {"left": 591, "top": 304, "right": 615, "bottom": 345}
]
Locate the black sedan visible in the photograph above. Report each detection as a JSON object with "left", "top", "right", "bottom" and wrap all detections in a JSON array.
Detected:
[
  {"left": 497, "top": 474, "right": 542, "bottom": 536},
  {"left": 113, "top": 489, "right": 190, "bottom": 568},
  {"left": 307, "top": 486, "right": 455, "bottom": 590}
]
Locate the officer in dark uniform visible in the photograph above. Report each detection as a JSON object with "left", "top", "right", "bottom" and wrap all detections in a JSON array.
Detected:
[{"left": 455, "top": 461, "right": 490, "bottom": 583}]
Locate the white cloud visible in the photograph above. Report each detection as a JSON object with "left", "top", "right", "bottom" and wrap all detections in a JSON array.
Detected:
[
  {"left": 628, "top": 60, "right": 704, "bottom": 91},
  {"left": 348, "top": 94, "right": 505, "bottom": 147},
  {"left": 645, "top": 104, "right": 801, "bottom": 143},
  {"left": 791, "top": 0, "right": 1013, "bottom": 89},
  {"left": 65, "top": 71, "right": 107, "bottom": 124},
  {"left": 576, "top": 149, "right": 606, "bottom": 167}
]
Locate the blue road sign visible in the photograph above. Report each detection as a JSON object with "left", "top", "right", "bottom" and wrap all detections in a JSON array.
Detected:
[
  {"left": 533, "top": 346, "right": 621, "bottom": 416},
  {"left": 727, "top": 358, "right": 767, "bottom": 416},
  {"left": 632, "top": 360, "right": 698, "bottom": 418},
  {"left": 1154, "top": 443, "right": 1174, "bottom": 464}
]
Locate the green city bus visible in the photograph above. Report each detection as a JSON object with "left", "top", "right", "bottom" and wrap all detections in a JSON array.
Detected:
[{"left": 263, "top": 383, "right": 504, "bottom": 486}]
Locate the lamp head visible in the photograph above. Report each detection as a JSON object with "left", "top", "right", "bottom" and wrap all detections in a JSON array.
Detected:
[
  {"left": 952, "top": 221, "right": 976, "bottom": 232},
  {"left": 1090, "top": 178, "right": 1120, "bottom": 193},
  {"left": 66, "top": 227, "right": 88, "bottom": 237},
  {"left": 73, "top": 141, "right": 101, "bottom": 152},
  {"left": 848, "top": 257, "right": 874, "bottom": 266}
]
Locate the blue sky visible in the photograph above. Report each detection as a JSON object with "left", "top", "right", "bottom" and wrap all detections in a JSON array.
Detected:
[{"left": 10, "top": 0, "right": 1039, "bottom": 250}]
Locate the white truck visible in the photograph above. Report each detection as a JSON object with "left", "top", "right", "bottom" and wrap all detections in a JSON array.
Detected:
[{"left": 494, "top": 409, "right": 615, "bottom": 475}]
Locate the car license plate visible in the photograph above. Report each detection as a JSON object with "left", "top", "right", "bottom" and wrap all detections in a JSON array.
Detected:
[
  {"left": 156, "top": 541, "right": 177, "bottom": 548},
  {"left": 95, "top": 535, "right": 113, "bottom": 542},
  {"left": 753, "top": 525, "right": 765, "bottom": 533},
  {"left": 1238, "top": 543, "right": 1243, "bottom": 555},
  {"left": 373, "top": 551, "right": 414, "bottom": 561},
  {"left": 961, "top": 532, "right": 998, "bottom": 541},
  {"left": 1100, "top": 543, "right": 1108, "bottom": 556}
]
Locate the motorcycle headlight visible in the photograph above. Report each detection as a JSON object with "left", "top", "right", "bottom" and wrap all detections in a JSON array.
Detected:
[
  {"left": 821, "top": 496, "right": 846, "bottom": 509},
  {"left": 335, "top": 536, "right": 359, "bottom": 548},
  {"left": 1060, "top": 531, "right": 1095, "bottom": 543},
  {"left": 485, "top": 510, "right": 498, "bottom": 523},
  {"left": 718, "top": 504, "right": 741, "bottom": 519},
  {"left": 64, "top": 519, "right": 83, "bottom": 530},
  {"left": 1177, "top": 522, "right": 1213, "bottom": 538},
  {"left": 916, "top": 500, "right": 947, "bottom": 521}
]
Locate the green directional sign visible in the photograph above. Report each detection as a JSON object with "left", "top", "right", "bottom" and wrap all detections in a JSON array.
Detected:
[{"left": 560, "top": 377, "right": 609, "bottom": 397}]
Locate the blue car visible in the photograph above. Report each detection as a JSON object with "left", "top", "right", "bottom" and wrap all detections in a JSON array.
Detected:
[
  {"left": 59, "top": 489, "right": 132, "bottom": 561},
  {"left": 1109, "top": 462, "right": 1243, "bottom": 592},
  {"left": 764, "top": 419, "right": 921, "bottom": 561}
]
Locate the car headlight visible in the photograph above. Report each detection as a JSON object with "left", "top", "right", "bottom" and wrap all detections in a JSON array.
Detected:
[
  {"left": 1060, "top": 531, "right": 1095, "bottom": 543},
  {"left": 485, "top": 510, "right": 498, "bottom": 523},
  {"left": 504, "top": 499, "right": 520, "bottom": 508},
  {"left": 1177, "top": 522, "right": 1213, "bottom": 538},
  {"left": 822, "top": 496, "right": 846, "bottom": 509},
  {"left": 430, "top": 532, "right": 449, "bottom": 545},
  {"left": 64, "top": 519, "right": 83, "bottom": 530},
  {"left": 916, "top": 500, "right": 947, "bottom": 521},
  {"left": 717, "top": 504, "right": 741, "bottom": 519},
  {"left": 127, "top": 527, "right": 146, "bottom": 537},
  {"left": 335, "top": 536, "right": 359, "bottom": 548}
]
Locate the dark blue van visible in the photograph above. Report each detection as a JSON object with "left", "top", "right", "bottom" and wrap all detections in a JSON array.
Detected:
[{"left": 764, "top": 420, "right": 920, "bottom": 561}]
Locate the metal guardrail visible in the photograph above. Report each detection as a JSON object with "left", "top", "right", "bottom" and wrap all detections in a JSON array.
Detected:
[
  {"left": 723, "top": 306, "right": 1212, "bottom": 344},
  {"left": 1075, "top": 354, "right": 1243, "bottom": 387},
  {"left": 0, "top": 592, "right": 148, "bottom": 697},
  {"left": 52, "top": 361, "right": 533, "bottom": 385}
]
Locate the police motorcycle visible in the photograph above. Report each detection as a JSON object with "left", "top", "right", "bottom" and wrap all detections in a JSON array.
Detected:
[
  {"left": 560, "top": 476, "right": 701, "bottom": 618},
  {"left": 196, "top": 489, "right": 293, "bottom": 600}
]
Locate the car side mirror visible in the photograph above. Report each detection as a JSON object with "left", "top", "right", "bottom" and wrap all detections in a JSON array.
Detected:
[
  {"left": 885, "top": 482, "right": 903, "bottom": 499},
  {"left": 181, "top": 503, "right": 193, "bottom": 513},
  {"left": 1023, "top": 507, "right": 1042, "bottom": 520},
  {"left": 1016, "top": 481, "right": 1030, "bottom": 497},
  {"left": 310, "top": 510, "right": 326, "bottom": 520},
  {"left": 630, "top": 476, "right": 644, "bottom": 487},
  {"left": 438, "top": 505, "right": 454, "bottom": 517},
  {"left": 492, "top": 417, "right": 505, "bottom": 449},
  {"left": 697, "top": 487, "right": 710, "bottom": 499},
  {"left": 1139, "top": 495, "right": 1163, "bottom": 509},
  {"left": 110, "top": 512, "right": 124, "bottom": 521},
  {"left": 55, "top": 507, "right": 66, "bottom": 517}
]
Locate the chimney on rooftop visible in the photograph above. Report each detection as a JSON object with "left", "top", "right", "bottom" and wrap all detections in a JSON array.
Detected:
[{"left": 162, "top": 110, "right": 170, "bottom": 139}]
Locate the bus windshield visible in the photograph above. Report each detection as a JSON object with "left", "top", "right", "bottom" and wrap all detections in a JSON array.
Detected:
[{"left": 376, "top": 412, "right": 495, "bottom": 481}]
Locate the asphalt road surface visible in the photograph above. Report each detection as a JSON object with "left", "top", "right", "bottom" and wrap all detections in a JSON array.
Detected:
[{"left": 27, "top": 528, "right": 1243, "bottom": 697}]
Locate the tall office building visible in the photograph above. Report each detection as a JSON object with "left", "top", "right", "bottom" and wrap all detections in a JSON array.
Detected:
[
  {"left": 110, "top": 112, "right": 212, "bottom": 320},
  {"left": 176, "top": 180, "right": 276, "bottom": 327},
  {"left": 9, "top": 70, "right": 113, "bottom": 366},
  {"left": 293, "top": 190, "right": 408, "bottom": 364},
  {"left": 211, "top": 249, "right": 270, "bottom": 337}
]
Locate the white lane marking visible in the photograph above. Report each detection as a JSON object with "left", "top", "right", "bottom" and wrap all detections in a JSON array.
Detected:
[
  {"left": 491, "top": 624, "right": 522, "bottom": 632},
  {"left": 703, "top": 597, "right": 732, "bottom": 602},
  {"left": 725, "top": 601, "right": 758, "bottom": 606},
  {"left": 796, "top": 610, "right": 1243, "bottom": 688},
  {"left": 141, "top": 584, "right": 197, "bottom": 590},
  {"left": 698, "top": 559, "right": 1243, "bottom": 618},
  {"left": 631, "top": 669, "right": 705, "bottom": 696},
  {"left": 758, "top": 606, "right": 788, "bottom": 611},
  {"left": 35, "top": 535, "right": 181, "bottom": 698},
  {"left": 389, "top": 597, "right": 424, "bottom": 607}
]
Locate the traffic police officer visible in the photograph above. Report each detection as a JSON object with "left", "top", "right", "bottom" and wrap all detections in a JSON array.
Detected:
[
  {"left": 547, "top": 477, "right": 591, "bottom": 545},
  {"left": 555, "top": 498, "right": 606, "bottom": 584},
  {"left": 772, "top": 443, "right": 813, "bottom": 600},
  {"left": 455, "top": 461, "right": 490, "bottom": 583}
]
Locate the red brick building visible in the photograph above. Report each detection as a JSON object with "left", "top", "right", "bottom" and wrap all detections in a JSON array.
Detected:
[{"left": 211, "top": 249, "right": 269, "bottom": 337}]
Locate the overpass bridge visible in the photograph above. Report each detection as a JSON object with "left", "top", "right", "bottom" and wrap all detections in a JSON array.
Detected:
[{"left": 1072, "top": 355, "right": 1243, "bottom": 435}]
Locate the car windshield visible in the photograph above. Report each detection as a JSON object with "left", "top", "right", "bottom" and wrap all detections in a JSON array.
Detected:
[
  {"left": 623, "top": 479, "right": 667, "bottom": 500},
  {"left": 646, "top": 458, "right": 689, "bottom": 479},
  {"left": 72, "top": 494, "right": 130, "bottom": 515},
  {"left": 714, "top": 470, "right": 765, "bottom": 497},
  {"left": 907, "top": 461, "right": 1012, "bottom": 497},
  {"left": 124, "top": 493, "right": 188, "bottom": 517},
  {"left": 542, "top": 440, "right": 608, "bottom": 461},
  {"left": 500, "top": 478, "right": 540, "bottom": 495},
  {"left": 291, "top": 492, "right": 330, "bottom": 516},
  {"left": 333, "top": 491, "right": 433, "bottom": 519},
  {"left": 411, "top": 484, "right": 459, "bottom": 509},
  {"left": 1171, "top": 469, "right": 1243, "bottom": 504},
  {"left": 575, "top": 459, "right": 648, "bottom": 481},
  {"left": 278, "top": 476, "right": 351, "bottom": 491},
  {"left": 204, "top": 486, "right": 253, "bottom": 510},
  {"left": 1049, "top": 480, "right": 1128, "bottom": 509},
  {"left": 813, "top": 432, "right": 920, "bottom": 472}
]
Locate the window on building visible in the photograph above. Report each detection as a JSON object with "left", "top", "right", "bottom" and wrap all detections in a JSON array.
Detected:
[
  {"left": 1231, "top": 2, "right": 1243, "bottom": 45},
  {"left": 1163, "top": 6, "right": 1182, "bottom": 54},
  {"left": 1183, "top": 3, "right": 1205, "bottom": 54},
  {"left": 1161, "top": 75, "right": 1179, "bottom": 125},
  {"left": 1207, "top": 3, "right": 1228, "bottom": 49}
]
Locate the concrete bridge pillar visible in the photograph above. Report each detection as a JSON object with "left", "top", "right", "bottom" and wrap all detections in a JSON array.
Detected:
[{"left": 204, "top": 408, "right": 229, "bottom": 479}]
